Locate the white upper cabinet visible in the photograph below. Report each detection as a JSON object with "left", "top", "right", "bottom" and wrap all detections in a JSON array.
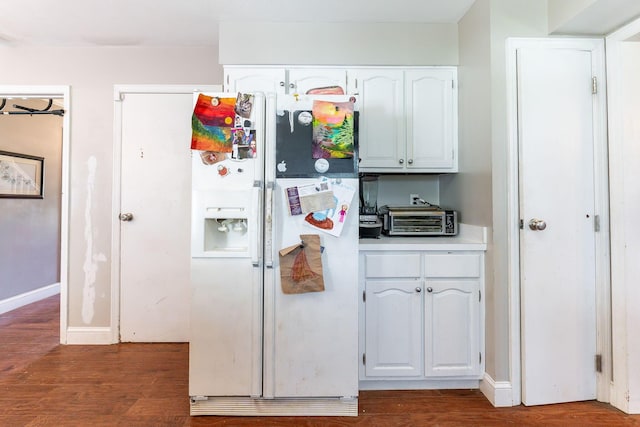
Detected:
[
  {"left": 349, "top": 69, "right": 405, "bottom": 170},
  {"left": 224, "top": 65, "right": 459, "bottom": 173},
  {"left": 287, "top": 68, "right": 347, "bottom": 94},
  {"left": 404, "top": 69, "right": 458, "bottom": 172},
  {"left": 224, "top": 66, "right": 347, "bottom": 95},
  {"left": 224, "top": 67, "right": 287, "bottom": 95},
  {"left": 356, "top": 68, "right": 458, "bottom": 173}
]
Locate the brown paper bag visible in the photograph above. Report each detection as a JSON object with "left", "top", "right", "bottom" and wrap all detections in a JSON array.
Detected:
[{"left": 279, "top": 234, "right": 324, "bottom": 294}]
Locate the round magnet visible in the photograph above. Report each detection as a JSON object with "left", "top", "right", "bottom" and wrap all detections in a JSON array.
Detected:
[
  {"left": 298, "top": 111, "right": 313, "bottom": 126},
  {"left": 349, "top": 96, "right": 356, "bottom": 103},
  {"left": 217, "top": 164, "right": 229, "bottom": 177},
  {"left": 314, "top": 158, "right": 329, "bottom": 173},
  {"left": 210, "top": 97, "right": 220, "bottom": 106}
]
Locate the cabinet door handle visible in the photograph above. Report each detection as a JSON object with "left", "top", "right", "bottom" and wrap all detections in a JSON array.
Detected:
[
  {"left": 399, "top": 159, "right": 404, "bottom": 164},
  {"left": 415, "top": 287, "right": 422, "bottom": 293},
  {"left": 426, "top": 287, "right": 433, "bottom": 293},
  {"left": 408, "top": 159, "right": 413, "bottom": 165},
  {"left": 279, "top": 81, "right": 285, "bottom": 87}
]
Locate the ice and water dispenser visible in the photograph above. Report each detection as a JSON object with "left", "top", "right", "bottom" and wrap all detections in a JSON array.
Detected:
[
  {"left": 191, "top": 188, "right": 258, "bottom": 259},
  {"left": 203, "top": 208, "right": 248, "bottom": 252}
]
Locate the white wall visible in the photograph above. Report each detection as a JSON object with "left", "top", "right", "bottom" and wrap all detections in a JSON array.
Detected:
[
  {"left": 448, "top": 0, "right": 548, "bottom": 389},
  {"left": 0, "top": 46, "right": 220, "bottom": 330},
  {"left": 619, "top": 41, "right": 640, "bottom": 413},
  {"left": 442, "top": 0, "right": 494, "bottom": 375},
  {"left": 548, "top": 0, "right": 640, "bottom": 35},
  {"left": 219, "top": 22, "right": 459, "bottom": 65},
  {"left": 547, "top": 0, "right": 596, "bottom": 32},
  {"left": 607, "top": 21, "right": 640, "bottom": 413}
]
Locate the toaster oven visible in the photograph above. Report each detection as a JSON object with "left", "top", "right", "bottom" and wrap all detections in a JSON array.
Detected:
[{"left": 380, "top": 205, "right": 458, "bottom": 236}]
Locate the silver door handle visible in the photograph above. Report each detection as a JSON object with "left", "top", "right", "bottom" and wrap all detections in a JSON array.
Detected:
[
  {"left": 119, "top": 213, "right": 134, "bottom": 222},
  {"left": 528, "top": 218, "right": 546, "bottom": 231},
  {"left": 415, "top": 287, "right": 422, "bottom": 293}
]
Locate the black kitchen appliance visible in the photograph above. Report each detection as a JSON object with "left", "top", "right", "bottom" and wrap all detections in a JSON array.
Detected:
[{"left": 359, "top": 175, "right": 382, "bottom": 238}]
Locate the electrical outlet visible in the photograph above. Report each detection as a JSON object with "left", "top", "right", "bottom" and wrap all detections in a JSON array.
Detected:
[{"left": 410, "top": 194, "right": 420, "bottom": 205}]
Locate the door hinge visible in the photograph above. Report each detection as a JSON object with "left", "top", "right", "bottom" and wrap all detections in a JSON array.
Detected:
[
  {"left": 479, "top": 352, "right": 482, "bottom": 364},
  {"left": 592, "top": 77, "right": 597, "bottom": 94},
  {"left": 479, "top": 290, "right": 481, "bottom": 302},
  {"left": 363, "top": 290, "right": 366, "bottom": 302},
  {"left": 595, "top": 354, "right": 602, "bottom": 373},
  {"left": 519, "top": 219, "right": 524, "bottom": 230},
  {"left": 363, "top": 353, "right": 366, "bottom": 365},
  {"left": 594, "top": 214, "right": 600, "bottom": 232}
]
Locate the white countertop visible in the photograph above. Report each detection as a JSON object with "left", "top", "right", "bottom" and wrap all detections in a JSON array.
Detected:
[{"left": 359, "top": 223, "right": 487, "bottom": 251}]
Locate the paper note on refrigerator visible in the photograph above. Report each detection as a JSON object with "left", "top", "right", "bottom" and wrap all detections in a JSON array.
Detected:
[
  {"left": 285, "top": 182, "right": 334, "bottom": 216},
  {"left": 304, "top": 182, "right": 356, "bottom": 237}
]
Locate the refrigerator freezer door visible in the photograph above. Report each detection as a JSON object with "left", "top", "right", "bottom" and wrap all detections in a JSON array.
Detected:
[
  {"left": 189, "top": 257, "right": 263, "bottom": 397},
  {"left": 263, "top": 177, "right": 359, "bottom": 398}
]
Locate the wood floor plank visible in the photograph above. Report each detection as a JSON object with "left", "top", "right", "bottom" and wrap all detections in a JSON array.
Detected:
[{"left": 1, "top": 295, "right": 640, "bottom": 426}]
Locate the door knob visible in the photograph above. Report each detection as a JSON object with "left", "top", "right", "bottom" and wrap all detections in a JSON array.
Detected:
[
  {"left": 415, "top": 287, "right": 422, "bottom": 293},
  {"left": 528, "top": 218, "right": 546, "bottom": 231},
  {"left": 119, "top": 213, "right": 134, "bottom": 222}
]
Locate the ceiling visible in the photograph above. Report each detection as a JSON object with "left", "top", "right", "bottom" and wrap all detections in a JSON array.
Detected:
[{"left": 0, "top": 0, "right": 476, "bottom": 47}]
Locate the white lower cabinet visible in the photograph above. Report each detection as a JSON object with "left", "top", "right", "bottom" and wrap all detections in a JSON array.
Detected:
[
  {"left": 359, "top": 249, "right": 484, "bottom": 388},
  {"left": 365, "top": 280, "right": 423, "bottom": 377},
  {"left": 424, "top": 279, "right": 481, "bottom": 378}
]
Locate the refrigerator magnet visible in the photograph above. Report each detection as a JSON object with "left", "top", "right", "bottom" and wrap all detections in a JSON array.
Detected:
[{"left": 314, "top": 158, "right": 329, "bottom": 173}]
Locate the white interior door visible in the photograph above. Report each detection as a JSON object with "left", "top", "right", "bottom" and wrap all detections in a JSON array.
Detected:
[
  {"left": 117, "top": 87, "right": 219, "bottom": 342},
  {"left": 518, "top": 46, "right": 598, "bottom": 405}
]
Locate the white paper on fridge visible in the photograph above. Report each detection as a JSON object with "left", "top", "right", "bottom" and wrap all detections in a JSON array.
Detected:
[
  {"left": 303, "top": 182, "right": 356, "bottom": 237},
  {"left": 285, "top": 182, "right": 334, "bottom": 216}
]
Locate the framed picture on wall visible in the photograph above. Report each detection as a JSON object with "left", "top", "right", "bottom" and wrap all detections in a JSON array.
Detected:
[{"left": 0, "top": 150, "right": 44, "bottom": 198}]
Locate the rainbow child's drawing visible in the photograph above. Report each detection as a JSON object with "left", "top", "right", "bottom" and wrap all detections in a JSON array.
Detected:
[
  {"left": 191, "top": 94, "right": 236, "bottom": 152},
  {"left": 311, "top": 100, "right": 354, "bottom": 159}
]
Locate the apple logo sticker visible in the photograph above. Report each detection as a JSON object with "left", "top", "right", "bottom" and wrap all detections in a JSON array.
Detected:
[{"left": 277, "top": 160, "right": 287, "bottom": 173}]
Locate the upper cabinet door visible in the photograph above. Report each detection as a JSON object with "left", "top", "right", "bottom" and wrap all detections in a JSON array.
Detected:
[
  {"left": 349, "top": 69, "right": 405, "bottom": 170},
  {"left": 405, "top": 68, "right": 458, "bottom": 172},
  {"left": 287, "top": 68, "right": 347, "bottom": 94},
  {"left": 224, "top": 67, "right": 286, "bottom": 95}
]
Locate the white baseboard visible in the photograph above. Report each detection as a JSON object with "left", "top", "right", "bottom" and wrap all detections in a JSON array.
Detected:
[
  {"left": 0, "top": 282, "right": 60, "bottom": 315},
  {"left": 480, "top": 373, "right": 515, "bottom": 407},
  {"left": 65, "top": 327, "right": 115, "bottom": 345}
]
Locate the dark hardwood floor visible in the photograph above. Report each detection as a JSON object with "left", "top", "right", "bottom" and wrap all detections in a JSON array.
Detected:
[{"left": 1, "top": 295, "right": 639, "bottom": 426}]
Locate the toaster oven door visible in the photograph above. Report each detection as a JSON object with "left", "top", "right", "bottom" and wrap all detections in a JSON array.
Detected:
[{"left": 390, "top": 212, "right": 445, "bottom": 235}]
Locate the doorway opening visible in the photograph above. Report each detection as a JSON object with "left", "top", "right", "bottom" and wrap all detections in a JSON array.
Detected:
[{"left": 0, "top": 86, "right": 70, "bottom": 343}]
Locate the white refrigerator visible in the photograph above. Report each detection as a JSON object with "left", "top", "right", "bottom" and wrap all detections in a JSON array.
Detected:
[{"left": 189, "top": 92, "right": 359, "bottom": 416}]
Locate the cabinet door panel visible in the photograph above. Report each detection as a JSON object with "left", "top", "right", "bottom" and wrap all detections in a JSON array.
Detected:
[
  {"left": 288, "top": 68, "right": 347, "bottom": 94},
  {"left": 405, "top": 69, "right": 457, "bottom": 171},
  {"left": 351, "top": 69, "right": 405, "bottom": 170},
  {"left": 424, "top": 280, "right": 480, "bottom": 378},
  {"left": 365, "top": 280, "right": 423, "bottom": 377},
  {"left": 224, "top": 67, "right": 286, "bottom": 94}
]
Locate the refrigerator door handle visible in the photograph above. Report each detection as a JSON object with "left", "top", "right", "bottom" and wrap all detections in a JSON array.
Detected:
[
  {"left": 250, "top": 184, "right": 262, "bottom": 267},
  {"left": 264, "top": 182, "right": 274, "bottom": 268}
]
